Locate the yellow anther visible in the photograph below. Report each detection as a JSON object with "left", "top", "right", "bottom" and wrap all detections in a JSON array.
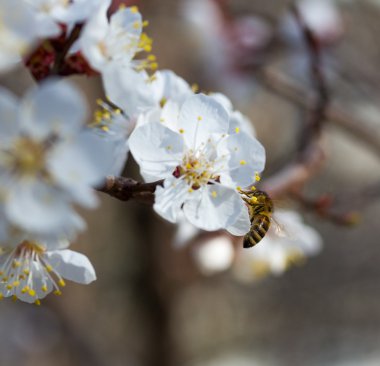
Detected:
[
  {"left": 133, "top": 21, "right": 141, "bottom": 29},
  {"left": 0, "top": 293, "right": 3, "bottom": 300},
  {"left": 28, "top": 289, "right": 36, "bottom": 297},
  {"left": 236, "top": 186, "right": 242, "bottom": 191},
  {"left": 235, "top": 127, "right": 240, "bottom": 133},
  {"left": 144, "top": 45, "right": 152, "bottom": 52},
  {"left": 96, "top": 98, "right": 103, "bottom": 105},
  {"left": 255, "top": 173, "right": 261, "bottom": 182},
  {"left": 12, "top": 281, "right": 20, "bottom": 287},
  {"left": 23, "top": 269, "right": 30, "bottom": 275},
  {"left": 188, "top": 188, "right": 193, "bottom": 193},
  {"left": 240, "top": 160, "right": 247, "bottom": 165},
  {"left": 101, "top": 126, "right": 110, "bottom": 132},
  {"left": 166, "top": 145, "right": 172, "bottom": 150},
  {"left": 142, "top": 20, "right": 149, "bottom": 27},
  {"left": 130, "top": 6, "right": 139, "bottom": 13},
  {"left": 148, "top": 54, "right": 156, "bottom": 61},
  {"left": 41, "top": 284, "right": 48, "bottom": 292},
  {"left": 191, "top": 83, "right": 199, "bottom": 93},
  {"left": 21, "top": 286, "right": 28, "bottom": 294},
  {"left": 6, "top": 284, "right": 12, "bottom": 290},
  {"left": 19, "top": 274, "right": 25, "bottom": 280},
  {"left": 250, "top": 186, "right": 256, "bottom": 191},
  {"left": 250, "top": 197, "right": 258, "bottom": 204},
  {"left": 179, "top": 128, "right": 185, "bottom": 134},
  {"left": 186, "top": 163, "right": 192, "bottom": 169},
  {"left": 197, "top": 116, "right": 203, "bottom": 121},
  {"left": 58, "top": 279, "right": 66, "bottom": 287},
  {"left": 45, "top": 265, "right": 53, "bottom": 272},
  {"left": 12, "top": 260, "right": 21, "bottom": 268},
  {"left": 34, "top": 299, "right": 41, "bottom": 306},
  {"left": 54, "top": 290, "right": 62, "bottom": 296},
  {"left": 12, "top": 295, "right": 17, "bottom": 302},
  {"left": 211, "top": 191, "right": 218, "bottom": 198},
  {"left": 150, "top": 62, "right": 158, "bottom": 70}
]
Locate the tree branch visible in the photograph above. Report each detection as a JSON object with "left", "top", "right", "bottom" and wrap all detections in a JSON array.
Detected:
[{"left": 97, "top": 176, "right": 164, "bottom": 204}]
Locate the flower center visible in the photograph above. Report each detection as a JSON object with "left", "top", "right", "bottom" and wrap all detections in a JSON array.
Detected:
[
  {"left": 5, "top": 137, "right": 47, "bottom": 177},
  {"left": 175, "top": 151, "right": 217, "bottom": 190},
  {"left": 0, "top": 240, "right": 66, "bottom": 304}
]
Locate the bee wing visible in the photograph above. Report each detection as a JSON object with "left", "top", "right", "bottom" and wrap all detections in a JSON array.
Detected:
[{"left": 271, "top": 216, "right": 292, "bottom": 239}]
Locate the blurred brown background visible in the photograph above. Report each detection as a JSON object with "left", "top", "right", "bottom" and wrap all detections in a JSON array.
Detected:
[{"left": 2, "top": 0, "right": 380, "bottom": 365}]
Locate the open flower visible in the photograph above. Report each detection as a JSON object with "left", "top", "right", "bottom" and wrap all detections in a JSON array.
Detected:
[
  {"left": 0, "top": 237, "right": 96, "bottom": 304},
  {"left": 129, "top": 94, "right": 265, "bottom": 234},
  {"left": 233, "top": 209, "right": 323, "bottom": 281},
  {"left": 0, "top": 80, "right": 113, "bottom": 238}
]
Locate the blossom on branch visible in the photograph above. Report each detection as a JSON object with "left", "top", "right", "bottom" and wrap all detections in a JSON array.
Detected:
[
  {"left": 0, "top": 236, "right": 96, "bottom": 304},
  {"left": 0, "top": 79, "right": 114, "bottom": 239},
  {"left": 129, "top": 94, "right": 266, "bottom": 234}
]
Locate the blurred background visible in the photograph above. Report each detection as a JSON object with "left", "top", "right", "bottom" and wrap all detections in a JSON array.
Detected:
[{"left": 2, "top": 0, "right": 380, "bottom": 365}]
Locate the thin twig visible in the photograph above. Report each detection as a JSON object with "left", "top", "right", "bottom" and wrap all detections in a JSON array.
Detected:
[
  {"left": 50, "top": 24, "right": 83, "bottom": 76},
  {"left": 97, "top": 176, "right": 164, "bottom": 204},
  {"left": 263, "top": 4, "right": 329, "bottom": 197}
]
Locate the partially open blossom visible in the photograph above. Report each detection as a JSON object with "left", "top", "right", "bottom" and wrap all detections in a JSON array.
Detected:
[
  {"left": 79, "top": 2, "right": 156, "bottom": 72},
  {"left": 233, "top": 209, "right": 323, "bottom": 282},
  {"left": 0, "top": 80, "right": 114, "bottom": 238},
  {"left": 0, "top": 237, "right": 96, "bottom": 304},
  {"left": 129, "top": 94, "right": 265, "bottom": 234}
]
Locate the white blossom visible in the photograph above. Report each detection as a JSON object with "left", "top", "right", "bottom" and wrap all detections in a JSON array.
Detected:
[
  {"left": 0, "top": 0, "right": 40, "bottom": 72},
  {"left": 233, "top": 209, "right": 323, "bottom": 282},
  {"left": 0, "top": 80, "right": 114, "bottom": 238},
  {"left": 0, "top": 237, "right": 96, "bottom": 304},
  {"left": 79, "top": 2, "right": 156, "bottom": 72},
  {"left": 129, "top": 93, "right": 265, "bottom": 234}
]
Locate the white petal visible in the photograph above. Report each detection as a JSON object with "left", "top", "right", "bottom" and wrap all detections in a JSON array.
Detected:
[
  {"left": 151, "top": 70, "right": 192, "bottom": 105},
  {"left": 218, "top": 131, "right": 266, "bottom": 187},
  {"left": 178, "top": 94, "right": 229, "bottom": 150},
  {"left": 5, "top": 180, "right": 85, "bottom": 236},
  {"left": 129, "top": 122, "right": 184, "bottom": 182},
  {"left": 183, "top": 185, "right": 246, "bottom": 231},
  {"left": 20, "top": 79, "right": 87, "bottom": 140},
  {"left": 80, "top": 0, "right": 112, "bottom": 70},
  {"left": 154, "top": 178, "right": 193, "bottom": 223},
  {"left": 0, "top": 87, "right": 19, "bottom": 144},
  {"left": 226, "top": 203, "right": 251, "bottom": 236},
  {"left": 103, "top": 64, "right": 156, "bottom": 117},
  {"left": 45, "top": 249, "right": 96, "bottom": 284},
  {"left": 48, "top": 130, "right": 115, "bottom": 207}
]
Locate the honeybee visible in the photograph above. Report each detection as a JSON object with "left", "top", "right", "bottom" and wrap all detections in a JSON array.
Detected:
[{"left": 241, "top": 189, "right": 274, "bottom": 248}]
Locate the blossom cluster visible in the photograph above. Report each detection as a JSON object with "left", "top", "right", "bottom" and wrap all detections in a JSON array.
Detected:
[{"left": 0, "top": 0, "right": 322, "bottom": 303}]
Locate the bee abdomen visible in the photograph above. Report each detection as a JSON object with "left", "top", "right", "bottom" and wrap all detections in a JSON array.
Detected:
[{"left": 243, "top": 215, "right": 271, "bottom": 248}]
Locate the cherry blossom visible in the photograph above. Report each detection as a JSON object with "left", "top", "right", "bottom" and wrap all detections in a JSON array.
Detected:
[
  {"left": 129, "top": 93, "right": 265, "bottom": 234},
  {"left": 0, "top": 80, "right": 114, "bottom": 238},
  {"left": 0, "top": 236, "right": 96, "bottom": 304}
]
